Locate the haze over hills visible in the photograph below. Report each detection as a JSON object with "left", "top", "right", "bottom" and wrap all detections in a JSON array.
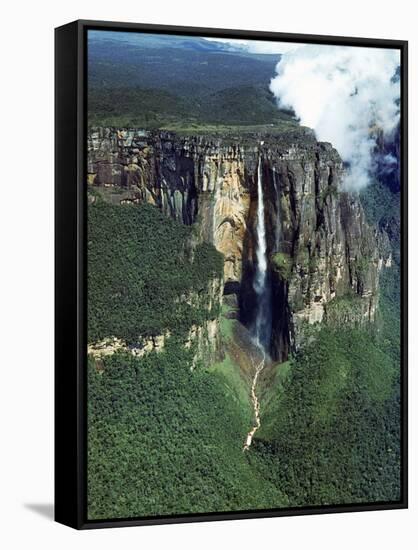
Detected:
[{"left": 87, "top": 31, "right": 296, "bottom": 130}]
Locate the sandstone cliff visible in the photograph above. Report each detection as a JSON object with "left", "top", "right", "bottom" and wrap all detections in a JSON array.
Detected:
[{"left": 88, "top": 128, "right": 391, "bottom": 361}]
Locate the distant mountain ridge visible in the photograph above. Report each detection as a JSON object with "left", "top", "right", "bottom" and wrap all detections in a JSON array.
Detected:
[
  {"left": 87, "top": 30, "right": 290, "bottom": 129},
  {"left": 88, "top": 30, "right": 275, "bottom": 55}
]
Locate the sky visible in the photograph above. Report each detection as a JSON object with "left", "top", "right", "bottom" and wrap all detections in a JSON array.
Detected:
[
  {"left": 208, "top": 38, "right": 401, "bottom": 190},
  {"left": 204, "top": 37, "right": 302, "bottom": 54}
]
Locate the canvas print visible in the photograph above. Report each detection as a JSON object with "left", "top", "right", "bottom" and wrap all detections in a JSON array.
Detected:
[{"left": 86, "top": 30, "right": 402, "bottom": 520}]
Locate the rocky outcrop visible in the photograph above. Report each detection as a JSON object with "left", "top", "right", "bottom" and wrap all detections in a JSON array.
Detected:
[
  {"left": 185, "top": 318, "right": 221, "bottom": 370},
  {"left": 263, "top": 142, "right": 392, "bottom": 350},
  {"left": 88, "top": 128, "right": 253, "bottom": 283},
  {"left": 87, "top": 267, "right": 223, "bottom": 368},
  {"left": 88, "top": 128, "right": 391, "bottom": 361},
  {"left": 87, "top": 333, "right": 169, "bottom": 360},
  {"left": 179, "top": 277, "right": 224, "bottom": 369}
]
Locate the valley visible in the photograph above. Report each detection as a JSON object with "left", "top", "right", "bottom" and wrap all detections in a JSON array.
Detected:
[
  {"left": 87, "top": 126, "right": 401, "bottom": 519},
  {"left": 85, "top": 30, "right": 402, "bottom": 520}
]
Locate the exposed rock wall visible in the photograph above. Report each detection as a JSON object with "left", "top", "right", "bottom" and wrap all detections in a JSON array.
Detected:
[
  {"left": 87, "top": 276, "right": 223, "bottom": 368},
  {"left": 178, "top": 276, "right": 224, "bottom": 369},
  {"left": 88, "top": 128, "right": 391, "bottom": 360},
  {"left": 88, "top": 129, "right": 252, "bottom": 283}
]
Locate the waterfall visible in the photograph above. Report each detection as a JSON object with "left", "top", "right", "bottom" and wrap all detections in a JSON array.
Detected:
[
  {"left": 243, "top": 154, "right": 271, "bottom": 451},
  {"left": 252, "top": 156, "right": 272, "bottom": 352},
  {"left": 273, "top": 167, "right": 281, "bottom": 251}
]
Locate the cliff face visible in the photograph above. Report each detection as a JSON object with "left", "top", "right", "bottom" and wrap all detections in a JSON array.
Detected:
[
  {"left": 87, "top": 277, "right": 223, "bottom": 370},
  {"left": 88, "top": 128, "right": 391, "bottom": 361}
]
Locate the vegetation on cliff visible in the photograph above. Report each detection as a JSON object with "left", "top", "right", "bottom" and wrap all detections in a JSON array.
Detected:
[
  {"left": 271, "top": 252, "right": 292, "bottom": 280},
  {"left": 87, "top": 163, "right": 402, "bottom": 514},
  {"left": 251, "top": 177, "right": 402, "bottom": 507},
  {"left": 85, "top": 27, "right": 402, "bottom": 522},
  {"left": 88, "top": 85, "right": 297, "bottom": 131},
  {"left": 88, "top": 266, "right": 401, "bottom": 517},
  {"left": 86, "top": 149, "right": 402, "bottom": 520},
  {"left": 88, "top": 199, "right": 223, "bottom": 343}
]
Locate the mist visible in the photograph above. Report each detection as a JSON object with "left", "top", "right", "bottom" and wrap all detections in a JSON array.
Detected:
[
  {"left": 270, "top": 45, "right": 400, "bottom": 191},
  {"left": 204, "top": 37, "right": 302, "bottom": 54}
]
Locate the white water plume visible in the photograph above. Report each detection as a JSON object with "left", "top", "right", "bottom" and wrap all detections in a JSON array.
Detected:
[
  {"left": 272, "top": 167, "right": 281, "bottom": 250},
  {"left": 254, "top": 158, "right": 268, "bottom": 296},
  {"left": 253, "top": 156, "right": 271, "bottom": 350}
]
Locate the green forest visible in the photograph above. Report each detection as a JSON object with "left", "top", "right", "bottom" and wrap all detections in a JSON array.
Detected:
[
  {"left": 88, "top": 199, "right": 223, "bottom": 343},
  {"left": 86, "top": 30, "right": 402, "bottom": 521},
  {"left": 87, "top": 31, "right": 295, "bottom": 132},
  {"left": 87, "top": 190, "right": 401, "bottom": 519}
]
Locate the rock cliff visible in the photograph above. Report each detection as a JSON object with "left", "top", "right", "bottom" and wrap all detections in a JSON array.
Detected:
[{"left": 88, "top": 128, "right": 391, "bottom": 361}]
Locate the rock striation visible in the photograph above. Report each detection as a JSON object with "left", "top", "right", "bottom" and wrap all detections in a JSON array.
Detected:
[{"left": 88, "top": 128, "right": 391, "bottom": 361}]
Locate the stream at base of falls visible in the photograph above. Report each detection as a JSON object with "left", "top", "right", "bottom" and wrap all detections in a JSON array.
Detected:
[{"left": 243, "top": 345, "right": 266, "bottom": 451}]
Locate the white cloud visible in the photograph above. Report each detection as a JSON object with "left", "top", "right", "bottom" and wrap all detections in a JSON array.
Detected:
[
  {"left": 203, "top": 37, "right": 301, "bottom": 54},
  {"left": 269, "top": 44, "right": 400, "bottom": 190}
]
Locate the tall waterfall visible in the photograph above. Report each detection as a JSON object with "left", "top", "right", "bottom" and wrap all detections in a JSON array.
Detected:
[
  {"left": 273, "top": 167, "right": 281, "bottom": 251},
  {"left": 244, "top": 155, "right": 272, "bottom": 451},
  {"left": 253, "top": 156, "right": 272, "bottom": 351}
]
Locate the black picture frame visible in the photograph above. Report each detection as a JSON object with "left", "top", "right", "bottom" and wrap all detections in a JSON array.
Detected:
[{"left": 55, "top": 19, "right": 408, "bottom": 530}]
